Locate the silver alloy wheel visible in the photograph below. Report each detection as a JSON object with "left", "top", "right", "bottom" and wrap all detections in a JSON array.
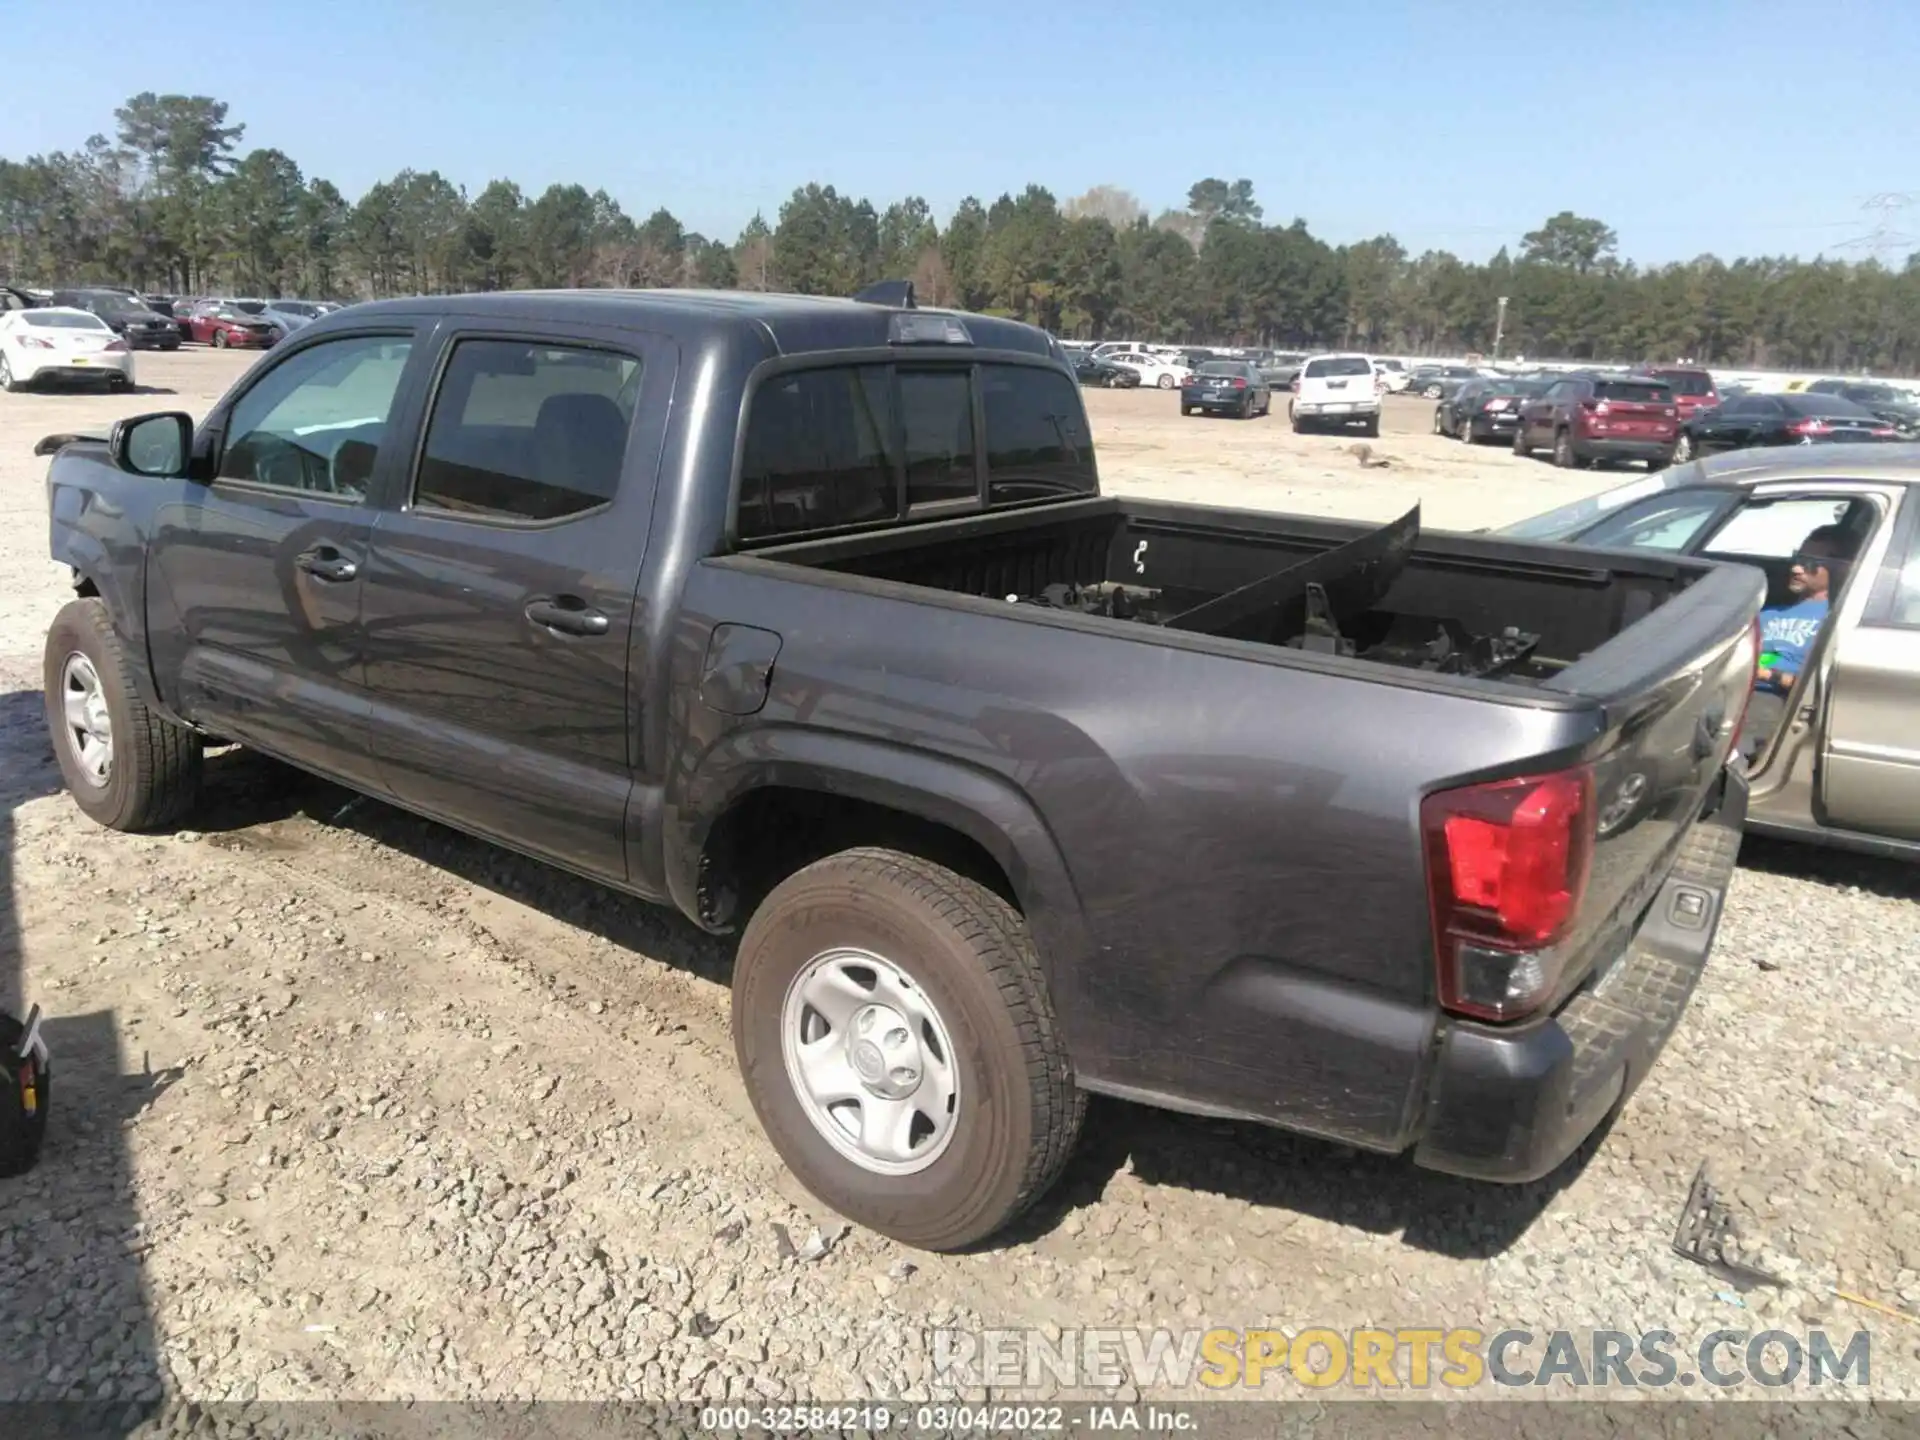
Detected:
[
  {"left": 59, "top": 653, "right": 113, "bottom": 786},
  {"left": 781, "top": 947, "right": 960, "bottom": 1176}
]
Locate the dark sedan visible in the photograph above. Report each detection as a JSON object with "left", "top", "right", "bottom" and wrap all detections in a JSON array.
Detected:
[
  {"left": 1072, "top": 353, "right": 1141, "bottom": 388},
  {"left": 1673, "top": 391, "right": 1899, "bottom": 463},
  {"left": 1259, "top": 352, "right": 1307, "bottom": 388},
  {"left": 47, "top": 288, "right": 181, "bottom": 350},
  {"left": 1409, "top": 365, "right": 1484, "bottom": 400},
  {"left": 1179, "top": 360, "right": 1271, "bottom": 419},
  {"left": 1803, "top": 379, "right": 1920, "bottom": 437},
  {"left": 1436, "top": 376, "right": 1550, "bottom": 443}
]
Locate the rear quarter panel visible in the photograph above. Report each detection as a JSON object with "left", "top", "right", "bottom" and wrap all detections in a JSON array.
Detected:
[{"left": 668, "top": 557, "right": 1610, "bottom": 1147}]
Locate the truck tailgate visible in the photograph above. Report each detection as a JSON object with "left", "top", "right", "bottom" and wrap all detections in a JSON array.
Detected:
[{"left": 1543, "top": 556, "right": 1764, "bottom": 985}]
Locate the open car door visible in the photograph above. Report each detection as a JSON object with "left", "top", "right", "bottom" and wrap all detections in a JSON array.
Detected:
[{"left": 1816, "top": 488, "right": 1920, "bottom": 842}]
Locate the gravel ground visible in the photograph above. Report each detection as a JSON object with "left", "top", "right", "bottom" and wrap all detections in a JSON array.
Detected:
[{"left": 0, "top": 351, "right": 1916, "bottom": 1413}]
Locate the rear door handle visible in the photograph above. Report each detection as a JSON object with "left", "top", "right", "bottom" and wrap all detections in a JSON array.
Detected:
[
  {"left": 526, "top": 598, "right": 610, "bottom": 637},
  {"left": 297, "top": 547, "right": 358, "bottom": 582}
]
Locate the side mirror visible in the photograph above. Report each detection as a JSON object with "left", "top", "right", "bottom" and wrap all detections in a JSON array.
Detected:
[{"left": 108, "top": 412, "right": 194, "bottom": 478}]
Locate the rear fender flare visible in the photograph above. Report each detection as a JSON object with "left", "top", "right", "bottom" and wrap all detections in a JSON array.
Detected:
[{"left": 671, "top": 727, "right": 1095, "bottom": 1022}]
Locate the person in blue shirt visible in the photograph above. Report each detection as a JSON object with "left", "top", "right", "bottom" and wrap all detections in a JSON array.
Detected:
[{"left": 1736, "top": 523, "right": 1854, "bottom": 761}]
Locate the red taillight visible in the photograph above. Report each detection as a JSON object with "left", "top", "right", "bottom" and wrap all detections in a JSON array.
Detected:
[
  {"left": 1582, "top": 398, "right": 1611, "bottom": 417},
  {"left": 1870, "top": 425, "right": 1897, "bottom": 438},
  {"left": 1180, "top": 375, "right": 1196, "bottom": 386},
  {"left": 1786, "top": 418, "right": 1831, "bottom": 437},
  {"left": 1422, "top": 766, "right": 1595, "bottom": 1022},
  {"left": 104, "top": 340, "right": 127, "bottom": 353},
  {"left": 1231, "top": 377, "right": 1247, "bottom": 389}
]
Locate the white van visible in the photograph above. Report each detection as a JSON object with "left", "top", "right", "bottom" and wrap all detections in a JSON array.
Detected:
[{"left": 1290, "top": 352, "right": 1383, "bottom": 436}]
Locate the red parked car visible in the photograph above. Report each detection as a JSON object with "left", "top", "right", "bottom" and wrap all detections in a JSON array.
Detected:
[
  {"left": 185, "top": 301, "right": 277, "bottom": 349},
  {"left": 1511, "top": 372, "right": 1679, "bottom": 469},
  {"left": 1636, "top": 365, "right": 1718, "bottom": 422}
]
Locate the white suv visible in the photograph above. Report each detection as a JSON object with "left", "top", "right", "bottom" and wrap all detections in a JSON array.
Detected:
[{"left": 1290, "top": 352, "right": 1384, "bottom": 436}]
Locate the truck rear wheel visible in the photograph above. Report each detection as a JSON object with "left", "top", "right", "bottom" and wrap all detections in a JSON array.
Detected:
[
  {"left": 731, "top": 847, "right": 1085, "bottom": 1251},
  {"left": 43, "top": 598, "right": 203, "bottom": 832}
]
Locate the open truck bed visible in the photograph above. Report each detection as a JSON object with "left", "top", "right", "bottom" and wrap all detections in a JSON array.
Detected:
[{"left": 747, "top": 494, "right": 1723, "bottom": 693}]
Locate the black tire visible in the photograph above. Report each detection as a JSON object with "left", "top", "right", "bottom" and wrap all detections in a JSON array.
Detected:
[
  {"left": 1459, "top": 418, "right": 1476, "bottom": 444},
  {"left": 1424, "top": 384, "right": 1442, "bottom": 399},
  {"left": 213, "top": 329, "right": 228, "bottom": 349},
  {"left": 1513, "top": 426, "right": 1531, "bottom": 458},
  {"left": 108, "top": 372, "right": 131, "bottom": 392},
  {"left": 732, "top": 847, "right": 1085, "bottom": 1251},
  {"left": 1361, "top": 413, "right": 1380, "bottom": 439},
  {"left": 1553, "top": 429, "right": 1581, "bottom": 469},
  {"left": 0, "top": 354, "right": 22, "bottom": 393},
  {"left": 1432, "top": 407, "right": 1446, "bottom": 435},
  {"left": 43, "top": 598, "right": 203, "bottom": 832},
  {"left": 1180, "top": 405, "right": 1193, "bottom": 416},
  {"left": 0, "top": 1010, "right": 49, "bottom": 1179},
  {"left": 1290, "top": 406, "right": 1305, "bottom": 434},
  {"left": 1239, "top": 396, "right": 1252, "bottom": 419}
]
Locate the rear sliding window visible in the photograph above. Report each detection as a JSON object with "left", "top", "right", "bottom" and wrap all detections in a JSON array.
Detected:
[
  {"left": 1595, "top": 380, "right": 1673, "bottom": 404},
  {"left": 1304, "top": 356, "right": 1372, "bottom": 378},
  {"left": 736, "top": 360, "right": 1095, "bottom": 542}
]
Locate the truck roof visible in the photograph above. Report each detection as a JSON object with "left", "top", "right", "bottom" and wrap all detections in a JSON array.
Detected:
[{"left": 336, "top": 288, "right": 1061, "bottom": 361}]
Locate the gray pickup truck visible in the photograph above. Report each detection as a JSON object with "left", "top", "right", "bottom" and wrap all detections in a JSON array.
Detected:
[{"left": 39, "top": 286, "right": 1764, "bottom": 1249}]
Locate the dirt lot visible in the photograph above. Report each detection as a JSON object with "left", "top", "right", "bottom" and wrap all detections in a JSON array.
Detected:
[{"left": 1, "top": 350, "right": 1917, "bottom": 1413}]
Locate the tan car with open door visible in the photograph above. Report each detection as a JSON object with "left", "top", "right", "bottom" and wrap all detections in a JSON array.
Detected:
[{"left": 1501, "top": 443, "right": 1920, "bottom": 860}]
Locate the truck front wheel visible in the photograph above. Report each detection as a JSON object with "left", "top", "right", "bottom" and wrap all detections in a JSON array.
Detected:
[
  {"left": 43, "top": 598, "right": 203, "bottom": 832},
  {"left": 732, "top": 847, "right": 1085, "bottom": 1251}
]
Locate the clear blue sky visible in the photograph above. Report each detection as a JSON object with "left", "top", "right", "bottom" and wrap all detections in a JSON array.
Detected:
[{"left": 6, "top": 0, "right": 1917, "bottom": 266}]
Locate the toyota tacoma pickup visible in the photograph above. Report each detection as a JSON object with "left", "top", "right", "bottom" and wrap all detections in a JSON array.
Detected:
[{"left": 39, "top": 284, "right": 1764, "bottom": 1250}]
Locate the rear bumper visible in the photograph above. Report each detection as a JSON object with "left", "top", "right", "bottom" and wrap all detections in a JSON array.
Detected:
[
  {"left": 17, "top": 357, "right": 133, "bottom": 384},
  {"left": 1411, "top": 766, "right": 1747, "bottom": 1182},
  {"left": 1577, "top": 436, "right": 1674, "bottom": 463},
  {"left": 1295, "top": 400, "right": 1380, "bottom": 417},
  {"left": 1187, "top": 393, "right": 1253, "bottom": 411}
]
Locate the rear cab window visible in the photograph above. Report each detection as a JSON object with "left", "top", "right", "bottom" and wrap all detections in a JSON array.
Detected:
[{"left": 736, "top": 359, "right": 1094, "bottom": 544}]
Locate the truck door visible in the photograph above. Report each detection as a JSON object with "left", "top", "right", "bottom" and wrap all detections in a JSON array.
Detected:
[
  {"left": 1819, "top": 489, "right": 1920, "bottom": 840},
  {"left": 145, "top": 327, "right": 426, "bottom": 788},
  {"left": 355, "top": 327, "right": 674, "bottom": 882}
]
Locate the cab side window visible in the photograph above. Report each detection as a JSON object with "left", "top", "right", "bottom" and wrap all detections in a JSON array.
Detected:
[{"left": 217, "top": 335, "right": 414, "bottom": 500}]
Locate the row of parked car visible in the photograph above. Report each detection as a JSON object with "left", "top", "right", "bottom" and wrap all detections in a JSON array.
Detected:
[
  {"left": 1427, "top": 363, "right": 1918, "bottom": 470},
  {"left": 3, "top": 284, "right": 347, "bottom": 348},
  {"left": 0, "top": 284, "right": 352, "bottom": 392}
]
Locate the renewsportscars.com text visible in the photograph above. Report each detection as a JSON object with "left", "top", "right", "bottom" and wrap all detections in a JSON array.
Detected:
[{"left": 931, "top": 1326, "right": 1872, "bottom": 1393}]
